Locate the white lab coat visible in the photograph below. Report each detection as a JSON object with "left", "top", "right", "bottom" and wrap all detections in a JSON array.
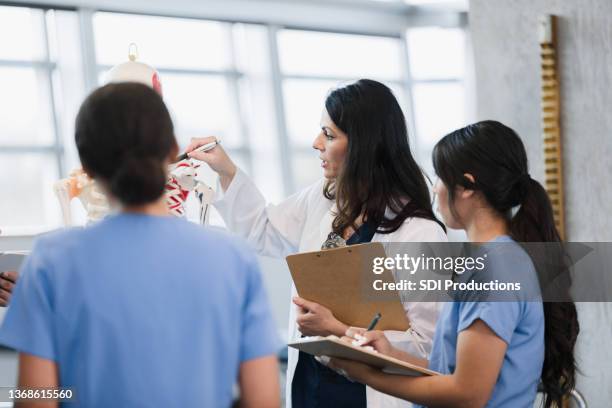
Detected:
[{"left": 214, "top": 169, "right": 447, "bottom": 408}]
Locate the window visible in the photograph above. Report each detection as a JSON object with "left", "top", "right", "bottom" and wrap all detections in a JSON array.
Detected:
[
  {"left": 93, "top": 13, "right": 242, "bottom": 152},
  {"left": 407, "top": 27, "right": 467, "bottom": 176},
  {"left": 278, "top": 30, "right": 403, "bottom": 80},
  {"left": 0, "top": 6, "right": 83, "bottom": 230},
  {"left": 277, "top": 29, "right": 409, "bottom": 191},
  {"left": 0, "top": 5, "right": 470, "bottom": 232},
  {"left": 92, "top": 13, "right": 283, "bottom": 223}
]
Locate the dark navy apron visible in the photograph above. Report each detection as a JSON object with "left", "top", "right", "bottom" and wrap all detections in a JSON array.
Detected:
[{"left": 291, "top": 222, "right": 376, "bottom": 408}]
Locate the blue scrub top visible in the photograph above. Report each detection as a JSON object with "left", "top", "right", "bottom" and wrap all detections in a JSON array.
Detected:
[
  {"left": 0, "top": 213, "right": 280, "bottom": 407},
  {"left": 422, "top": 235, "right": 544, "bottom": 408}
]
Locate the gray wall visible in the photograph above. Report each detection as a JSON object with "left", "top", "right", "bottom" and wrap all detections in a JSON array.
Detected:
[
  {"left": 469, "top": 0, "right": 612, "bottom": 405},
  {"left": 469, "top": 0, "right": 612, "bottom": 241}
]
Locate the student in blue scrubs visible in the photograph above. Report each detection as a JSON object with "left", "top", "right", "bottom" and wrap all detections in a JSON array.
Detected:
[
  {"left": 0, "top": 83, "right": 281, "bottom": 408},
  {"left": 328, "top": 121, "right": 579, "bottom": 408}
]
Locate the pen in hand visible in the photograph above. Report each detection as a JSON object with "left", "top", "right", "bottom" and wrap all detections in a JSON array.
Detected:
[
  {"left": 352, "top": 312, "right": 382, "bottom": 347},
  {"left": 366, "top": 312, "right": 382, "bottom": 331},
  {"left": 174, "top": 140, "right": 219, "bottom": 163}
]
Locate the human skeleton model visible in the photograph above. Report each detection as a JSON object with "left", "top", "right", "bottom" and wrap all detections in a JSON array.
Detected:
[
  {"left": 54, "top": 45, "right": 214, "bottom": 226},
  {"left": 54, "top": 168, "right": 110, "bottom": 226},
  {"left": 165, "top": 160, "right": 214, "bottom": 223}
]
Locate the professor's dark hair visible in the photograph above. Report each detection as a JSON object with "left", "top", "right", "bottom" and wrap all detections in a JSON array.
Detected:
[
  {"left": 323, "top": 79, "right": 444, "bottom": 234},
  {"left": 75, "top": 82, "right": 177, "bottom": 206},
  {"left": 432, "top": 120, "right": 579, "bottom": 407}
]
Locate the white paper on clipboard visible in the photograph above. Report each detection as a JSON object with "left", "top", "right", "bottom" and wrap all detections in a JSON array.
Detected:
[
  {"left": 0, "top": 252, "right": 28, "bottom": 272},
  {"left": 0, "top": 252, "right": 27, "bottom": 320}
]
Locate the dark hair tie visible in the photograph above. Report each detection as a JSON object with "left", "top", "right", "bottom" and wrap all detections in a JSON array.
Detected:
[
  {"left": 520, "top": 173, "right": 532, "bottom": 185},
  {"left": 517, "top": 173, "right": 532, "bottom": 202}
]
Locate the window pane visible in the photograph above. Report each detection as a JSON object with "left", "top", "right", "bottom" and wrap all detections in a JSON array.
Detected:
[
  {"left": 93, "top": 12, "right": 231, "bottom": 70},
  {"left": 291, "top": 151, "right": 324, "bottom": 191},
  {"left": 51, "top": 10, "right": 87, "bottom": 173},
  {"left": 387, "top": 85, "right": 409, "bottom": 121},
  {"left": 97, "top": 69, "right": 242, "bottom": 149},
  {"left": 278, "top": 30, "right": 403, "bottom": 80},
  {"left": 0, "top": 67, "right": 55, "bottom": 146},
  {"left": 407, "top": 27, "right": 465, "bottom": 80},
  {"left": 283, "top": 80, "right": 411, "bottom": 149},
  {"left": 222, "top": 150, "right": 249, "bottom": 177},
  {"left": 0, "top": 154, "right": 60, "bottom": 228},
  {"left": 385, "top": 85, "right": 421, "bottom": 150},
  {"left": 412, "top": 82, "right": 465, "bottom": 164},
  {"left": 404, "top": 0, "right": 466, "bottom": 4},
  {"left": 160, "top": 74, "right": 242, "bottom": 149},
  {"left": 283, "top": 79, "right": 337, "bottom": 148},
  {"left": 0, "top": 6, "right": 46, "bottom": 60}
]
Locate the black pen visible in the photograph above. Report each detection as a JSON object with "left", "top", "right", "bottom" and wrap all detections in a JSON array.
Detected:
[
  {"left": 174, "top": 141, "right": 218, "bottom": 163},
  {"left": 366, "top": 312, "right": 382, "bottom": 331},
  {"left": 351, "top": 313, "right": 382, "bottom": 347}
]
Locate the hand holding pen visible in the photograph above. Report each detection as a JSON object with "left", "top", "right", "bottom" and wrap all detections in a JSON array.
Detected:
[
  {"left": 349, "top": 313, "right": 381, "bottom": 345},
  {"left": 175, "top": 140, "right": 219, "bottom": 163},
  {"left": 343, "top": 313, "right": 395, "bottom": 356},
  {"left": 182, "top": 136, "right": 237, "bottom": 191}
]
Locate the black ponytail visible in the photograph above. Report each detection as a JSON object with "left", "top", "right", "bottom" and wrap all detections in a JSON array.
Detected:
[
  {"left": 433, "top": 120, "right": 579, "bottom": 408},
  {"left": 75, "top": 82, "right": 177, "bottom": 206},
  {"left": 511, "top": 178, "right": 579, "bottom": 408},
  {"left": 510, "top": 178, "right": 560, "bottom": 242}
]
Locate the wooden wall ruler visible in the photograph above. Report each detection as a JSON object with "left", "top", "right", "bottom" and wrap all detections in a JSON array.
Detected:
[{"left": 539, "top": 15, "right": 566, "bottom": 240}]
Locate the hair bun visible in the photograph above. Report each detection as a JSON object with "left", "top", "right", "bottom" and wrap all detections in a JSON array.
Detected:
[{"left": 110, "top": 155, "right": 166, "bottom": 206}]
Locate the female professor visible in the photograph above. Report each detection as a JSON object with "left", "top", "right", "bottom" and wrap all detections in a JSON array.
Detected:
[{"left": 186, "top": 79, "right": 447, "bottom": 408}]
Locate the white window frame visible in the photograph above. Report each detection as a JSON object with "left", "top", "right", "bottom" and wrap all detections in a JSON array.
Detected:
[
  {"left": 0, "top": 5, "right": 66, "bottom": 177},
  {"left": 0, "top": 0, "right": 469, "bottom": 233}
]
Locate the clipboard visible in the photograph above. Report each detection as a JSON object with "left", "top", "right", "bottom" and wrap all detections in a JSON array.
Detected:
[
  {"left": 0, "top": 252, "right": 27, "bottom": 272},
  {"left": 286, "top": 242, "right": 410, "bottom": 331},
  {"left": 289, "top": 335, "right": 439, "bottom": 377}
]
